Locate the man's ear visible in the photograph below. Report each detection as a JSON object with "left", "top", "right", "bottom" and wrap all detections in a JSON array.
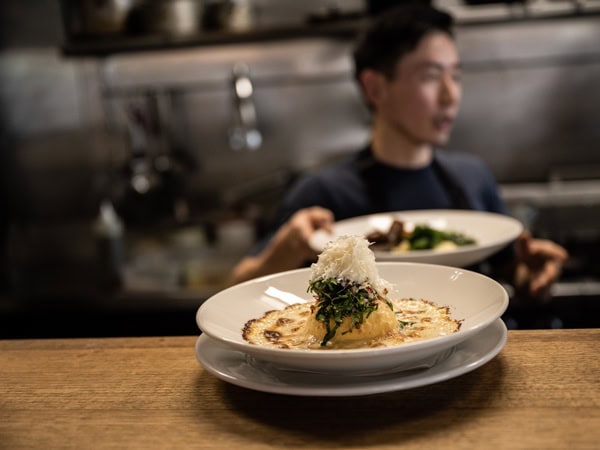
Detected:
[{"left": 359, "top": 69, "right": 386, "bottom": 107}]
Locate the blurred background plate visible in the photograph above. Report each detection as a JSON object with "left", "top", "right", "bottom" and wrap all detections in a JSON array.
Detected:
[{"left": 310, "top": 210, "right": 524, "bottom": 267}]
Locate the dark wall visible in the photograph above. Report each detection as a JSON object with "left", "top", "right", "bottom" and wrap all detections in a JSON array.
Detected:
[{"left": 0, "top": 1, "right": 63, "bottom": 47}]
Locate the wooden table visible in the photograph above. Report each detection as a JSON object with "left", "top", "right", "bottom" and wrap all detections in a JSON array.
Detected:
[{"left": 1, "top": 329, "right": 598, "bottom": 449}]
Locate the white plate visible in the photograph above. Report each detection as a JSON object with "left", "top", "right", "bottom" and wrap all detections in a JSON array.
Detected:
[
  {"left": 196, "top": 262, "right": 508, "bottom": 374},
  {"left": 310, "top": 209, "right": 523, "bottom": 267},
  {"left": 195, "top": 319, "right": 508, "bottom": 397}
]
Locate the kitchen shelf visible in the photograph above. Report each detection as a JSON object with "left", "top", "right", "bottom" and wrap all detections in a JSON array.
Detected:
[
  {"left": 61, "top": 18, "right": 368, "bottom": 57},
  {"left": 60, "top": 5, "right": 600, "bottom": 58}
]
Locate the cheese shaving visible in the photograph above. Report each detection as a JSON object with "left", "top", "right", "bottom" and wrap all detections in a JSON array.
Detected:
[{"left": 309, "top": 235, "right": 392, "bottom": 295}]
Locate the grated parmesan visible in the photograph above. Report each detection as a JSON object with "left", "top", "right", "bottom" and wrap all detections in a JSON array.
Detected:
[{"left": 309, "top": 235, "right": 392, "bottom": 295}]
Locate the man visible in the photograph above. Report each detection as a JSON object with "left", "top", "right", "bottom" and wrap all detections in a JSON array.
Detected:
[{"left": 228, "top": 3, "right": 567, "bottom": 302}]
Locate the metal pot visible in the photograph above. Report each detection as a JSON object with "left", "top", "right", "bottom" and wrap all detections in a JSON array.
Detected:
[
  {"left": 202, "top": 0, "right": 254, "bottom": 32},
  {"left": 65, "top": 0, "right": 138, "bottom": 36},
  {"left": 142, "top": 0, "right": 203, "bottom": 36}
]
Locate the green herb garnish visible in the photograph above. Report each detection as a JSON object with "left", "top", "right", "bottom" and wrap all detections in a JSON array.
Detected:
[
  {"left": 307, "top": 277, "right": 392, "bottom": 346},
  {"left": 408, "top": 225, "right": 476, "bottom": 250},
  {"left": 397, "top": 320, "right": 415, "bottom": 329}
]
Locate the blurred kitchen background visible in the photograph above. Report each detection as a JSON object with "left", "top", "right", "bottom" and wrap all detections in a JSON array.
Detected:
[{"left": 1, "top": 0, "right": 599, "bottom": 338}]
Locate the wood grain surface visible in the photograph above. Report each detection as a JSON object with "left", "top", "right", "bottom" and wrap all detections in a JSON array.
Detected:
[{"left": 1, "top": 329, "right": 598, "bottom": 449}]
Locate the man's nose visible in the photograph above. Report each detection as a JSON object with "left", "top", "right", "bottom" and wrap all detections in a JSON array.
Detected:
[{"left": 440, "top": 77, "right": 461, "bottom": 105}]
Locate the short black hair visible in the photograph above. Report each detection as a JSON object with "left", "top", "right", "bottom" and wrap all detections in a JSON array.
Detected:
[{"left": 353, "top": 3, "right": 454, "bottom": 81}]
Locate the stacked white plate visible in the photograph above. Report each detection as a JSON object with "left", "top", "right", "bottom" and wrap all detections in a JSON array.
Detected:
[{"left": 195, "top": 262, "right": 509, "bottom": 396}]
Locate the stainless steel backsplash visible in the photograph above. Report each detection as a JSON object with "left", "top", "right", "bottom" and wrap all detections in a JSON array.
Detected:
[{"left": 2, "top": 9, "right": 600, "bottom": 221}]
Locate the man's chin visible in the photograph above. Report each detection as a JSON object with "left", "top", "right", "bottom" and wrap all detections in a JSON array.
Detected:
[{"left": 430, "top": 134, "right": 451, "bottom": 147}]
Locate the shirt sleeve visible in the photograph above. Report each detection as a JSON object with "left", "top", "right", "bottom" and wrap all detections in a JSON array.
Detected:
[{"left": 247, "top": 172, "right": 332, "bottom": 256}]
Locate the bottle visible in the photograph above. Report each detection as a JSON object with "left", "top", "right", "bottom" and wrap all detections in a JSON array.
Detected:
[{"left": 93, "top": 200, "right": 125, "bottom": 289}]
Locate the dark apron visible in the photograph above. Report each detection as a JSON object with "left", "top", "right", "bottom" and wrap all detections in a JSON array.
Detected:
[{"left": 356, "top": 146, "right": 473, "bottom": 212}]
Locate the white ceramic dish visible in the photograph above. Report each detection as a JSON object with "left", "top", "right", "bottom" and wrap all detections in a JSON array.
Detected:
[
  {"left": 196, "top": 262, "right": 509, "bottom": 374},
  {"left": 195, "top": 319, "right": 507, "bottom": 396},
  {"left": 310, "top": 209, "right": 523, "bottom": 267}
]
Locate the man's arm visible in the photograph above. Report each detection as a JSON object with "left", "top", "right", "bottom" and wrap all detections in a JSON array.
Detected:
[{"left": 227, "top": 207, "right": 334, "bottom": 286}]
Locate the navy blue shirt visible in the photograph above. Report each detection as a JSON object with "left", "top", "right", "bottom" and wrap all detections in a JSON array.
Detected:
[
  {"left": 252, "top": 146, "right": 513, "bottom": 273},
  {"left": 269, "top": 147, "right": 506, "bottom": 229}
]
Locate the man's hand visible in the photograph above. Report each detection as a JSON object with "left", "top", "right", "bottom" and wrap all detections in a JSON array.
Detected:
[
  {"left": 227, "top": 207, "right": 334, "bottom": 285},
  {"left": 513, "top": 230, "right": 569, "bottom": 301},
  {"left": 266, "top": 206, "right": 334, "bottom": 269}
]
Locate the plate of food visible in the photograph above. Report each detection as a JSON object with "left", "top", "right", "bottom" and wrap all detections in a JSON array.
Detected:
[
  {"left": 196, "top": 235, "right": 508, "bottom": 375},
  {"left": 309, "top": 209, "right": 523, "bottom": 267}
]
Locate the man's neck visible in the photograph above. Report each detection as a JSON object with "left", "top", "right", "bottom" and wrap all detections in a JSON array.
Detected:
[{"left": 370, "top": 121, "right": 433, "bottom": 169}]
